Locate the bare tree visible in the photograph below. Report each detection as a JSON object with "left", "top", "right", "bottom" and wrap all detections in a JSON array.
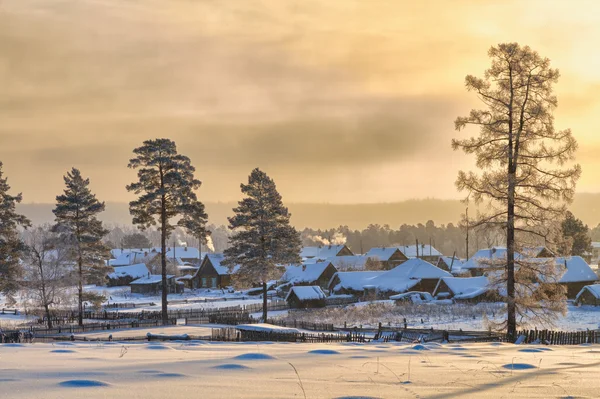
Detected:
[
  {"left": 22, "top": 226, "right": 73, "bottom": 329},
  {"left": 453, "top": 43, "right": 580, "bottom": 341}
]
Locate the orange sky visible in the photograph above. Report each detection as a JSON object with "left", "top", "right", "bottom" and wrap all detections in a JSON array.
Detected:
[{"left": 1, "top": 0, "right": 599, "bottom": 204}]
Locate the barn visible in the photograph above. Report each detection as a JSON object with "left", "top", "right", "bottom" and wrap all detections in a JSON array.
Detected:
[{"left": 285, "top": 286, "right": 327, "bottom": 308}]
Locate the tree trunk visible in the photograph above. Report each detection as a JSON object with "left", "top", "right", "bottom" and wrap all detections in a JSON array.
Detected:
[
  {"left": 506, "top": 170, "right": 517, "bottom": 342},
  {"left": 78, "top": 258, "right": 83, "bottom": 326},
  {"left": 262, "top": 281, "right": 268, "bottom": 322},
  {"left": 161, "top": 200, "right": 168, "bottom": 326},
  {"left": 44, "top": 303, "right": 53, "bottom": 329}
]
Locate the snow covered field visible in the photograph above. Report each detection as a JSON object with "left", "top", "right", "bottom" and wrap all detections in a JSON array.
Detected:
[{"left": 1, "top": 337, "right": 599, "bottom": 398}]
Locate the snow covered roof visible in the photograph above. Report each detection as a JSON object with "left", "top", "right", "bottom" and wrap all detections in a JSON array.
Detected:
[
  {"left": 110, "top": 247, "right": 201, "bottom": 262},
  {"left": 399, "top": 245, "right": 442, "bottom": 258},
  {"left": 555, "top": 256, "right": 599, "bottom": 283},
  {"left": 204, "top": 254, "right": 240, "bottom": 275},
  {"left": 438, "top": 276, "right": 490, "bottom": 300},
  {"left": 281, "top": 262, "right": 334, "bottom": 284},
  {"left": 130, "top": 274, "right": 174, "bottom": 285},
  {"left": 109, "top": 250, "right": 153, "bottom": 267},
  {"left": 366, "top": 258, "right": 449, "bottom": 293},
  {"left": 325, "top": 255, "right": 371, "bottom": 271},
  {"left": 364, "top": 247, "right": 401, "bottom": 261},
  {"left": 439, "top": 256, "right": 464, "bottom": 267},
  {"left": 107, "top": 263, "right": 150, "bottom": 280},
  {"left": 462, "top": 247, "right": 521, "bottom": 270},
  {"left": 576, "top": 284, "right": 600, "bottom": 301},
  {"left": 329, "top": 271, "right": 386, "bottom": 292},
  {"left": 285, "top": 286, "right": 326, "bottom": 301},
  {"left": 300, "top": 245, "right": 348, "bottom": 259}
]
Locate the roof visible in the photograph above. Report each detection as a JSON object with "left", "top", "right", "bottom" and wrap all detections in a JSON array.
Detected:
[
  {"left": 205, "top": 254, "right": 241, "bottom": 275},
  {"left": 367, "top": 258, "right": 450, "bottom": 293},
  {"left": 364, "top": 247, "right": 400, "bottom": 261},
  {"left": 556, "top": 256, "right": 599, "bottom": 283},
  {"left": 438, "top": 276, "right": 490, "bottom": 299},
  {"left": 576, "top": 284, "right": 600, "bottom": 301},
  {"left": 281, "top": 262, "right": 334, "bottom": 284},
  {"left": 461, "top": 247, "right": 521, "bottom": 270},
  {"left": 285, "top": 286, "right": 326, "bottom": 301},
  {"left": 300, "top": 245, "right": 348, "bottom": 259},
  {"left": 325, "top": 255, "right": 371, "bottom": 271},
  {"left": 107, "top": 263, "right": 150, "bottom": 280},
  {"left": 329, "top": 271, "right": 386, "bottom": 292},
  {"left": 130, "top": 274, "right": 174, "bottom": 285},
  {"left": 399, "top": 245, "right": 442, "bottom": 258},
  {"left": 439, "top": 256, "right": 464, "bottom": 267}
]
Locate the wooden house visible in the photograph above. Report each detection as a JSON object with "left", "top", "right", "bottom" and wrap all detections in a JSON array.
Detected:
[
  {"left": 364, "top": 247, "right": 408, "bottom": 269},
  {"left": 398, "top": 245, "right": 443, "bottom": 264},
  {"left": 370, "top": 258, "right": 452, "bottom": 296},
  {"left": 106, "top": 263, "right": 150, "bottom": 287},
  {"left": 188, "top": 254, "right": 240, "bottom": 289},
  {"left": 285, "top": 286, "right": 327, "bottom": 308},
  {"left": 556, "top": 256, "right": 599, "bottom": 298},
  {"left": 280, "top": 262, "right": 338, "bottom": 291},
  {"left": 130, "top": 274, "right": 182, "bottom": 294},
  {"left": 328, "top": 271, "right": 386, "bottom": 296},
  {"left": 575, "top": 284, "right": 600, "bottom": 306}
]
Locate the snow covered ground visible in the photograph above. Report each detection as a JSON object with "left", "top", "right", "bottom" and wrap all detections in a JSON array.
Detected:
[{"left": 1, "top": 338, "right": 600, "bottom": 398}]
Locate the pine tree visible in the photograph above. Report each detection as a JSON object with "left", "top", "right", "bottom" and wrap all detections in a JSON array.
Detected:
[
  {"left": 127, "top": 138, "right": 208, "bottom": 325},
  {"left": 53, "top": 168, "right": 110, "bottom": 326},
  {"left": 560, "top": 211, "right": 592, "bottom": 257},
  {"left": 223, "top": 168, "right": 302, "bottom": 321},
  {"left": 122, "top": 232, "right": 152, "bottom": 249},
  {"left": 0, "top": 162, "right": 31, "bottom": 300},
  {"left": 453, "top": 43, "right": 580, "bottom": 341}
]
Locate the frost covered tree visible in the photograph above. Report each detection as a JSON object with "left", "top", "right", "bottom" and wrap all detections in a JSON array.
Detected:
[
  {"left": 559, "top": 211, "right": 591, "bottom": 257},
  {"left": 127, "top": 139, "right": 208, "bottom": 324},
  {"left": 223, "top": 168, "right": 302, "bottom": 321},
  {"left": 0, "top": 162, "right": 30, "bottom": 300},
  {"left": 453, "top": 43, "right": 580, "bottom": 341},
  {"left": 22, "top": 226, "right": 72, "bottom": 329},
  {"left": 53, "top": 168, "right": 110, "bottom": 326}
]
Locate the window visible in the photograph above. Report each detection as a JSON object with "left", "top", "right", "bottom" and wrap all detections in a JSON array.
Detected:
[
  {"left": 211, "top": 277, "right": 217, "bottom": 288},
  {"left": 201, "top": 277, "right": 207, "bottom": 287}
]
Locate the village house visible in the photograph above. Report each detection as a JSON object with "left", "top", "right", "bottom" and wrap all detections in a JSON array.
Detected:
[
  {"left": 188, "top": 254, "right": 240, "bottom": 289},
  {"left": 556, "top": 256, "right": 599, "bottom": 298},
  {"left": 575, "top": 284, "right": 600, "bottom": 306},
  {"left": 285, "top": 286, "right": 327, "bottom": 308},
  {"left": 364, "top": 247, "right": 408, "bottom": 269},
  {"left": 370, "top": 258, "right": 452, "bottom": 296},
  {"left": 300, "top": 245, "right": 354, "bottom": 262},
  {"left": 398, "top": 245, "right": 443, "bottom": 264},
  {"left": 130, "top": 274, "right": 182, "bottom": 295},
  {"left": 460, "top": 247, "right": 518, "bottom": 277},
  {"left": 279, "top": 262, "right": 338, "bottom": 291},
  {"left": 106, "top": 263, "right": 150, "bottom": 287},
  {"left": 325, "top": 255, "right": 374, "bottom": 271}
]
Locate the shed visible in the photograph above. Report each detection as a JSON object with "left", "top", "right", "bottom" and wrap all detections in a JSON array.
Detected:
[
  {"left": 575, "top": 284, "right": 600, "bottom": 306},
  {"left": 285, "top": 286, "right": 327, "bottom": 308}
]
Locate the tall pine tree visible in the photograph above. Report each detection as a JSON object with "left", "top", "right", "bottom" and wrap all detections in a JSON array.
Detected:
[
  {"left": 0, "top": 162, "right": 31, "bottom": 301},
  {"left": 223, "top": 168, "right": 302, "bottom": 321},
  {"left": 127, "top": 138, "right": 208, "bottom": 325},
  {"left": 53, "top": 168, "right": 109, "bottom": 326}
]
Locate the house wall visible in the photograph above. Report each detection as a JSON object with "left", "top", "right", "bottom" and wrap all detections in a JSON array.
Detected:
[{"left": 563, "top": 281, "right": 596, "bottom": 299}]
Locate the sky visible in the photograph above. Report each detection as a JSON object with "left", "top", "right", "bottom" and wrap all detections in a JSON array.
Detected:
[{"left": 1, "top": 0, "right": 600, "bottom": 204}]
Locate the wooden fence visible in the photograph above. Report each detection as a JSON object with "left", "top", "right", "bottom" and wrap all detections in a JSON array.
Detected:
[
  {"left": 518, "top": 329, "right": 600, "bottom": 345},
  {"left": 211, "top": 327, "right": 366, "bottom": 343}
]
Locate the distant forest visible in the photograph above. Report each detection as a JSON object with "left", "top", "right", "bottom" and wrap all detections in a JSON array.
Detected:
[{"left": 18, "top": 194, "right": 600, "bottom": 259}]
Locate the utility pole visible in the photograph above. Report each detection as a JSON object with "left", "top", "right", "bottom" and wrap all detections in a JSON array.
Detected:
[{"left": 465, "top": 201, "right": 470, "bottom": 260}]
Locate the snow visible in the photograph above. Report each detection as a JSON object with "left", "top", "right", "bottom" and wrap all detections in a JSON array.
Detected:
[
  {"left": 437, "top": 276, "right": 490, "bottom": 299},
  {"left": 329, "top": 271, "right": 386, "bottom": 293},
  {"left": 462, "top": 247, "right": 520, "bottom": 270},
  {"left": 130, "top": 275, "right": 174, "bottom": 285},
  {"left": 369, "top": 258, "right": 451, "bottom": 291},
  {"left": 4, "top": 339, "right": 600, "bottom": 398},
  {"left": 285, "top": 286, "right": 326, "bottom": 301},
  {"left": 364, "top": 247, "right": 399, "bottom": 261},
  {"left": 235, "top": 323, "right": 300, "bottom": 334},
  {"left": 300, "top": 245, "right": 347, "bottom": 260},
  {"left": 281, "top": 262, "right": 332, "bottom": 284},
  {"left": 107, "top": 263, "right": 150, "bottom": 280}
]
